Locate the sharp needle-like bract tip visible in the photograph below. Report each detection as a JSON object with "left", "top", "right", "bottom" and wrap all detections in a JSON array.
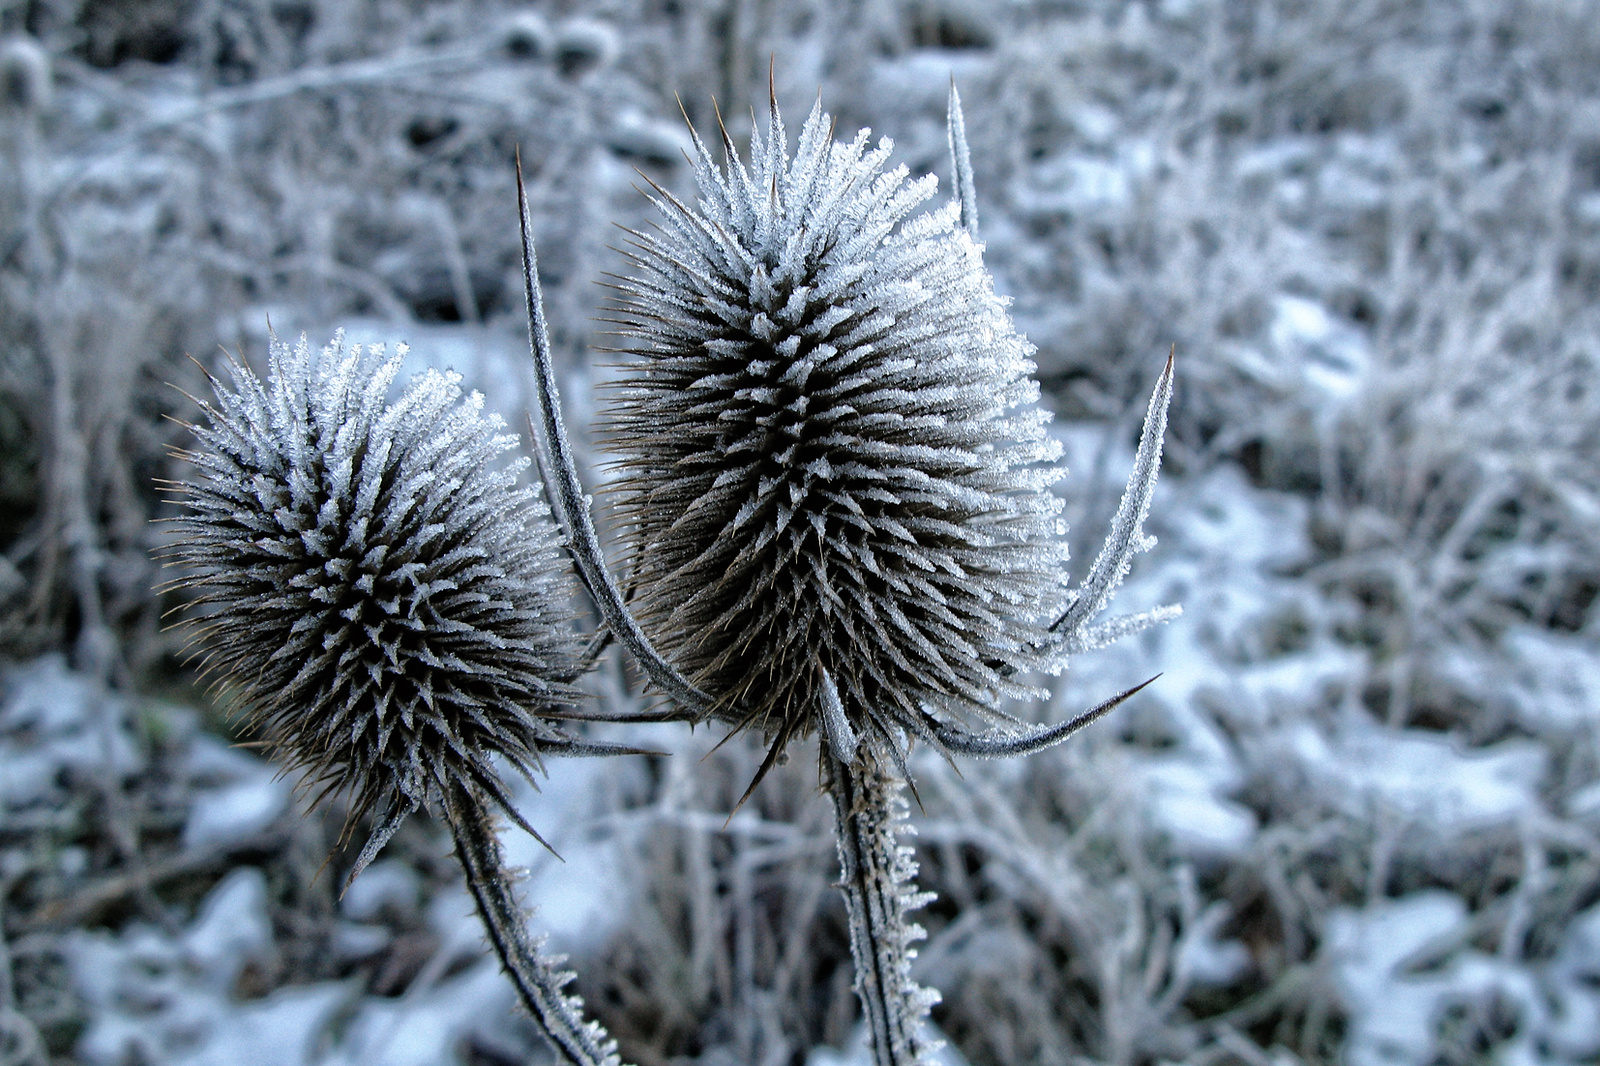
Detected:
[
  {"left": 819, "top": 666, "right": 859, "bottom": 765},
  {"left": 947, "top": 80, "right": 978, "bottom": 236},
  {"left": 936, "top": 674, "right": 1160, "bottom": 758},
  {"left": 712, "top": 96, "right": 734, "bottom": 155}
]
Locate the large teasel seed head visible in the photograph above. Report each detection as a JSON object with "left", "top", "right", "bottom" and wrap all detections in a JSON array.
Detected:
[
  {"left": 161, "top": 331, "right": 586, "bottom": 881},
  {"left": 604, "top": 98, "right": 1071, "bottom": 773}
]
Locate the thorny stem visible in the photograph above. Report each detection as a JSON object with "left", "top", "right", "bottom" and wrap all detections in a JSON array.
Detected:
[
  {"left": 823, "top": 742, "right": 941, "bottom": 1066},
  {"left": 445, "top": 780, "right": 624, "bottom": 1066}
]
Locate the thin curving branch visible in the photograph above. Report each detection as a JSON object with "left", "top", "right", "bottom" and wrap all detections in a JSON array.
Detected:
[
  {"left": 516, "top": 157, "right": 722, "bottom": 721},
  {"left": 444, "top": 779, "right": 625, "bottom": 1066}
]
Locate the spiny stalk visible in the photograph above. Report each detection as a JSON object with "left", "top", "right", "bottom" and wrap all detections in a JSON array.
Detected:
[
  {"left": 446, "top": 780, "right": 622, "bottom": 1066},
  {"left": 823, "top": 730, "right": 942, "bottom": 1065}
]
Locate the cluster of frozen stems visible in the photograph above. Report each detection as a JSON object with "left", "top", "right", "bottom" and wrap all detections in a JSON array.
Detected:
[{"left": 164, "top": 86, "right": 1175, "bottom": 1066}]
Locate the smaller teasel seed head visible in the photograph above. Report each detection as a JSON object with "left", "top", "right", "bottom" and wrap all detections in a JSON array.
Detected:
[{"left": 161, "top": 330, "right": 586, "bottom": 883}]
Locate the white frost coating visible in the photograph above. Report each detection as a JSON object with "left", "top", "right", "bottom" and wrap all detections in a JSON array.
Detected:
[
  {"left": 63, "top": 865, "right": 515, "bottom": 1066},
  {"left": 810, "top": 1022, "right": 974, "bottom": 1066},
  {"left": 1327, "top": 893, "right": 1548, "bottom": 1066},
  {"left": 947, "top": 83, "right": 978, "bottom": 236},
  {"left": 1057, "top": 602, "right": 1184, "bottom": 657},
  {"left": 0, "top": 655, "right": 143, "bottom": 805},
  {"left": 165, "top": 328, "right": 601, "bottom": 886},
  {"left": 1050, "top": 352, "right": 1176, "bottom": 650},
  {"left": 1546, "top": 905, "right": 1600, "bottom": 1059},
  {"left": 1135, "top": 757, "right": 1258, "bottom": 859},
  {"left": 1327, "top": 892, "right": 1470, "bottom": 1066},
  {"left": 828, "top": 748, "right": 944, "bottom": 1066},
  {"left": 495, "top": 754, "right": 633, "bottom": 954},
  {"left": 341, "top": 859, "right": 422, "bottom": 922},
  {"left": 1270, "top": 294, "right": 1369, "bottom": 402},
  {"left": 181, "top": 868, "right": 273, "bottom": 986},
  {"left": 820, "top": 666, "right": 860, "bottom": 763},
  {"left": 332, "top": 959, "right": 516, "bottom": 1066},
  {"left": 446, "top": 787, "right": 624, "bottom": 1066},
  {"left": 1283, "top": 720, "right": 1546, "bottom": 832},
  {"left": 68, "top": 868, "right": 344, "bottom": 1066}
]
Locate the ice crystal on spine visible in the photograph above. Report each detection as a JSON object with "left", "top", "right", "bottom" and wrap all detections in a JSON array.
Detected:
[
  {"left": 606, "top": 99, "right": 1070, "bottom": 772},
  {"left": 163, "top": 331, "right": 584, "bottom": 881}
]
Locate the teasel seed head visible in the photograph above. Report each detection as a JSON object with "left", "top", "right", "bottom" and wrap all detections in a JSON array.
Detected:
[
  {"left": 603, "top": 98, "right": 1071, "bottom": 780},
  {"left": 161, "top": 330, "right": 591, "bottom": 883}
]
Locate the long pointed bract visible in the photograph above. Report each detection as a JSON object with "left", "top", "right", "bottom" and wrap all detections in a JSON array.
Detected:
[
  {"left": 935, "top": 675, "right": 1159, "bottom": 758},
  {"left": 516, "top": 157, "right": 722, "bottom": 720},
  {"left": 1051, "top": 352, "right": 1176, "bottom": 642},
  {"left": 947, "top": 81, "right": 978, "bottom": 235}
]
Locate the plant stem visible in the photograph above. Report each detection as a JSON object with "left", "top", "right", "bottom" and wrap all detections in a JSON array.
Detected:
[
  {"left": 445, "top": 780, "right": 623, "bottom": 1066},
  {"left": 823, "top": 742, "right": 941, "bottom": 1066}
]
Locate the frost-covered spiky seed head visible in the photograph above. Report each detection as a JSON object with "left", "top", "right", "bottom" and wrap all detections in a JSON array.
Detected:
[
  {"left": 605, "top": 99, "right": 1069, "bottom": 769},
  {"left": 162, "top": 331, "right": 583, "bottom": 878}
]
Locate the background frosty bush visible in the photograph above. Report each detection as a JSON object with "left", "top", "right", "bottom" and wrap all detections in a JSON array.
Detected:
[{"left": 2, "top": 0, "right": 1599, "bottom": 1064}]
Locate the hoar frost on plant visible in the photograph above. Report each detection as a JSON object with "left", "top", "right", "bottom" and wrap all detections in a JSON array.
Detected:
[
  {"left": 607, "top": 96, "right": 1098, "bottom": 779},
  {"left": 162, "top": 330, "right": 639, "bottom": 1066},
  {"left": 518, "top": 87, "right": 1176, "bottom": 1066},
  {"left": 160, "top": 331, "right": 588, "bottom": 882}
]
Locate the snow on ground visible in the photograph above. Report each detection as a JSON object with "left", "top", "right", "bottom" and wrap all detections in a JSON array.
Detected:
[{"left": 0, "top": 658, "right": 606, "bottom": 1065}]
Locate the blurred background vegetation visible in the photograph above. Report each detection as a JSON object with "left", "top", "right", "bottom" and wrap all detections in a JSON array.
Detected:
[{"left": 3, "top": 1, "right": 1599, "bottom": 1064}]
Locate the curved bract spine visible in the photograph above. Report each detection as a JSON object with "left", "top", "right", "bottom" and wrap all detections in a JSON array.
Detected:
[{"left": 517, "top": 158, "right": 724, "bottom": 722}]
